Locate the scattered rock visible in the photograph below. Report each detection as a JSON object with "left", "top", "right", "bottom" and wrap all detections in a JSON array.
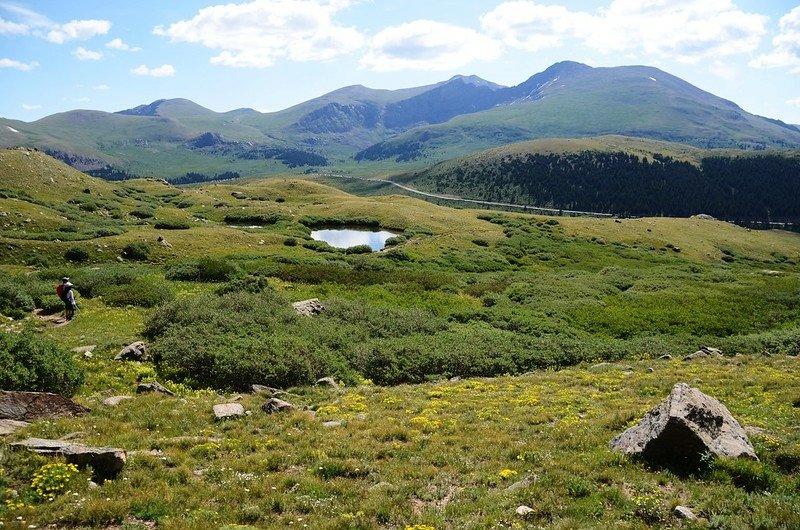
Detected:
[
  {"left": 12, "top": 438, "right": 126, "bottom": 480},
  {"left": 315, "top": 377, "right": 339, "bottom": 389},
  {"left": 0, "top": 419, "right": 30, "bottom": 436},
  {"left": 647, "top": 367, "right": 655, "bottom": 373},
  {"left": 0, "top": 391, "right": 89, "bottom": 421},
  {"left": 262, "top": 398, "right": 296, "bottom": 414},
  {"left": 690, "top": 214, "right": 716, "bottom": 221},
  {"left": 292, "top": 298, "right": 325, "bottom": 316},
  {"left": 136, "top": 382, "right": 175, "bottom": 396},
  {"left": 761, "top": 270, "right": 783, "bottom": 276},
  {"left": 213, "top": 403, "right": 245, "bottom": 420},
  {"left": 72, "top": 345, "right": 96, "bottom": 354},
  {"left": 323, "top": 420, "right": 343, "bottom": 428},
  {"left": 610, "top": 383, "right": 757, "bottom": 465},
  {"left": 505, "top": 474, "right": 536, "bottom": 492},
  {"left": 251, "top": 384, "right": 284, "bottom": 396},
  {"left": 102, "top": 396, "right": 133, "bottom": 407},
  {"left": 231, "top": 191, "right": 248, "bottom": 200},
  {"left": 516, "top": 505, "right": 535, "bottom": 516},
  {"left": 115, "top": 341, "right": 150, "bottom": 362},
  {"left": 674, "top": 506, "right": 697, "bottom": 520},
  {"left": 658, "top": 354, "right": 673, "bottom": 360},
  {"left": 684, "top": 346, "right": 723, "bottom": 361},
  {"left": 157, "top": 235, "right": 173, "bottom": 249}
]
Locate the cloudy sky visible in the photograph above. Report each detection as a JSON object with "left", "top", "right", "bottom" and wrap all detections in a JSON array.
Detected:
[{"left": 2, "top": 0, "right": 799, "bottom": 123}]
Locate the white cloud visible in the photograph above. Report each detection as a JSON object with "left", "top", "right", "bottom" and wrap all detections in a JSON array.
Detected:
[
  {"left": 709, "top": 59, "right": 738, "bottom": 81},
  {"left": 72, "top": 46, "right": 102, "bottom": 61},
  {"left": 787, "top": 96, "right": 800, "bottom": 107},
  {"left": 106, "top": 37, "right": 141, "bottom": 52},
  {"left": 361, "top": 20, "right": 502, "bottom": 71},
  {"left": 481, "top": 0, "right": 767, "bottom": 63},
  {"left": 21, "top": 103, "right": 42, "bottom": 110},
  {"left": 750, "top": 6, "right": 800, "bottom": 73},
  {"left": 131, "top": 64, "right": 175, "bottom": 77},
  {"left": 47, "top": 19, "right": 111, "bottom": 44},
  {"left": 92, "top": 84, "right": 111, "bottom": 90},
  {"left": 0, "top": 3, "right": 51, "bottom": 28},
  {"left": 0, "top": 16, "right": 29, "bottom": 35},
  {"left": 73, "top": 97, "right": 91, "bottom": 103},
  {"left": 153, "top": 0, "right": 363, "bottom": 68},
  {"left": 0, "top": 57, "right": 38, "bottom": 71}
]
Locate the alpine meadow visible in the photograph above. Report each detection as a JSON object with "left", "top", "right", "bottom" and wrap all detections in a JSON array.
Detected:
[{"left": 1, "top": 1, "right": 800, "bottom": 529}]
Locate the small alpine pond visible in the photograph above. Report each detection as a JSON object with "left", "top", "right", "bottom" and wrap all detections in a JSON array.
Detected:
[{"left": 310, "top": 228, "right": 398, "bottom": 251}]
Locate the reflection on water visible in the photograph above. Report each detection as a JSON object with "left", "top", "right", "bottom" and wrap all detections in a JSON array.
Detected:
[{"left": 311, "top": 228, "right": 398, "bottom": 251}]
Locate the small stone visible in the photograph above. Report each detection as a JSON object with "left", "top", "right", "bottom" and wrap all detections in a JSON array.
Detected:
[
  {"left": 658, "top": 354, "right": 672, "bottom": 360},
  {"left": 136, "top": 382, "right": 175, "bottom": 396},
  {"left": 251, "top": 384, "right": 284, "bottom": 396},
  {"left": 674, "top": 506, "right": 697, "bottom": 520},
  {"left": 647, "top": 367, "right": 655, "bottom": 373},
  {"left": 323, "top": 421, "right": 342, "bottom": 428},
  {"left": 0, "top": 419, "right": 30, "bottom": 436},
  {"left": 213, "top": 403, "right": 245, "bottom": 420},
  {"left": 516, "top": 505, "right": 535, "bottom": 516},
  {"left": 72, "top": 345, "right": 96, "bottom": 354},
  {"left": 102, "top": 396, "right": 133, "bottom": 407},
  {"left": 262, "top": 398, "right": 296, "bottom": 414}
]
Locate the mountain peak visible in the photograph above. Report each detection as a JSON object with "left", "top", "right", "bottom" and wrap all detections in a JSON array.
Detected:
[{"left": 446, "top": 75, "right": 504, "bottom": 90}]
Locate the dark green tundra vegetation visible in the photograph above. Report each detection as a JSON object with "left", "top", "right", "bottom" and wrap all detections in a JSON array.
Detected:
[{"left": 0, "top": 148, "right": 798, "bottom": 529}]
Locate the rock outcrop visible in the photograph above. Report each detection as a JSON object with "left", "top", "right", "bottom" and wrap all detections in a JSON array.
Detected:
[
  {"left": 610, "top": 383, "right": 756, "bottom": 465},
  {"left": 0, "top": 391, "right": 89, "bottom": 421},
  {"left": 292, "top": 298, "right": 324, "bottom": 316},
  {"left": 12, "top": 438, "right": 127, "bottom": 480}
]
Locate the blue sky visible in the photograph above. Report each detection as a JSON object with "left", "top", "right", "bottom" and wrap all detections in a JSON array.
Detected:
[{"left": 2, "top": 0, "right": 799, "bottom": 123}]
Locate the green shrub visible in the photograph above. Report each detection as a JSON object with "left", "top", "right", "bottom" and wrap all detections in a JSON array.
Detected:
[
  {"left": 145, "top": 291, "right": 352, "bottom": 390},
  {"left": 712, "top": 458, "right": 778, "bottom": 492},
  {"left": 0, "top": 281, "right": 35, "bottom": 319},
  {"left": 72, "top": 267, "right": 140, "bottom": 298},
  {"left": 165, "top": 258, "right": 240, "bottom": 282},
  {"left": 283, "top": 237, "right": 298, "bottom": 246},
  {"left": 130, "top": 208, "right": 155, "bottom": 219},
  {"left": 0, "top": 330, "right": 84, "bottom": 396},
  {"left": 345, "top": 244, "right": 373, "bottom": 255},
  {"left": 100, "top": 278, "right": 175, "bottom": 308},
  {"left": 122, "top": 242, "right": 151, "bottom": 261},
  {"left": 64, "top": 247, "right": 90, "bottom": 263},
  {"left": 153, "top": 220, "right": 190, "bottom": 230},
  {"left": 472, "top": 238, "right": 489, "bottom": 247},
  {"left": 224, "top": 212, "right": 281, "bottom": 225}
]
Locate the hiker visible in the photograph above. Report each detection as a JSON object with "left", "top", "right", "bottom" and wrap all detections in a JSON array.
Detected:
[{"left": 58, "top": 277, "right": 77, "bottom": 320}]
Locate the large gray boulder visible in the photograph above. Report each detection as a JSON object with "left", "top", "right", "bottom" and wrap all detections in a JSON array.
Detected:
[
  {"left": 292, "top": 298, "right": 324, "bottom": 317},
  {"left": 12, "top": 438, "right": 126, "bottom": 480},
  {"left": 610, "top": 383, "right": 756, "bottom": 464},
  {"left": 0, "top": 391, "right": 89, "bottom": 421},
  {"left": 115, "top": 341, "right": 150, "bottom": 362},
  {"left": 136, "top": 382, "right": 175, "bottom": 396}
]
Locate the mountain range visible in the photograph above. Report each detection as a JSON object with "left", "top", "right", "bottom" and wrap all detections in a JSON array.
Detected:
[{"left": 2, "top": 61, "right": 800, "bottom": 179}]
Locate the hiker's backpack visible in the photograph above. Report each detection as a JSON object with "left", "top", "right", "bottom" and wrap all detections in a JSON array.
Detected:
[{"left": 56, "top": 283, "right": 65, "bottom": 300}]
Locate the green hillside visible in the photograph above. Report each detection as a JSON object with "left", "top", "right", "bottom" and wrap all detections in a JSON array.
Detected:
[{"left": 0, "top": 149, "right": 799, "bottom": 528}]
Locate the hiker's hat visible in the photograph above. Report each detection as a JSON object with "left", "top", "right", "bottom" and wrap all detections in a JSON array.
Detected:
[{"left": 62, "top": 277, "right": 70, "bottom": 281}]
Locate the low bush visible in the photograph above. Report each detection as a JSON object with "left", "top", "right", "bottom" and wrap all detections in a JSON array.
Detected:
[
  {"left": 0, "top": 281, "right": 35, "bottom": 319},
  {"left": 64, "top": 247, "right": 90, "bottom": 263},
  {"left": 224, "top": 212, "right": 281, "bottom": 225},
  {"left": 153, "top": 220, "right": 190, "bottom": 230},
  {"left": 145, "top": 291, "right": 355, "bottom": 390},
  {"left": 0, "top": 330, "right": 84, "bottom": 396},
  {"left": 100, "top": 278, "right": 175, "bottom": 308},
  {"left": 165, "top": 257, "right": 240, "bottom": 282},
  {"left": 130, "top": 208, "right": 155, "bottom": 219},
  {"left": 72, "top": 267, "right": 140, "bottom": 298},
  {"left": 345, "top": 244, "right": 373, "bottom": 255},
  {"left": 122, "top": 242, "right": 151, "bottom": 261}
]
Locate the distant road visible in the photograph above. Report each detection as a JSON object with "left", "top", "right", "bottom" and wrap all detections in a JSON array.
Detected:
[{"left": 320, "top": 173, "right": 614, "bottom": 218}]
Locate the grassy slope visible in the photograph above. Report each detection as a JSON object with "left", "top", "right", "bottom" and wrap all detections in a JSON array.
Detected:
[{"left": 0, "top": 149, "right": 799, "bottom": 529}]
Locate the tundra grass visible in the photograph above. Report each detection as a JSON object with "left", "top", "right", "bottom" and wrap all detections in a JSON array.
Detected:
[{"left": 1, "top": 355, "right": 798, "bottom": 529}]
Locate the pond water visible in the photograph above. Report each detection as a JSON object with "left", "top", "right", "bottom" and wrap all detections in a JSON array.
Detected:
[{"left": 310, "top": 228, "right": 398, "bottom": 251}]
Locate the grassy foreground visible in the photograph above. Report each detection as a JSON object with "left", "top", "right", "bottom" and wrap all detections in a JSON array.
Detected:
[{"left": 1, "top": 354, "right": 798, "bottom": 530}]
